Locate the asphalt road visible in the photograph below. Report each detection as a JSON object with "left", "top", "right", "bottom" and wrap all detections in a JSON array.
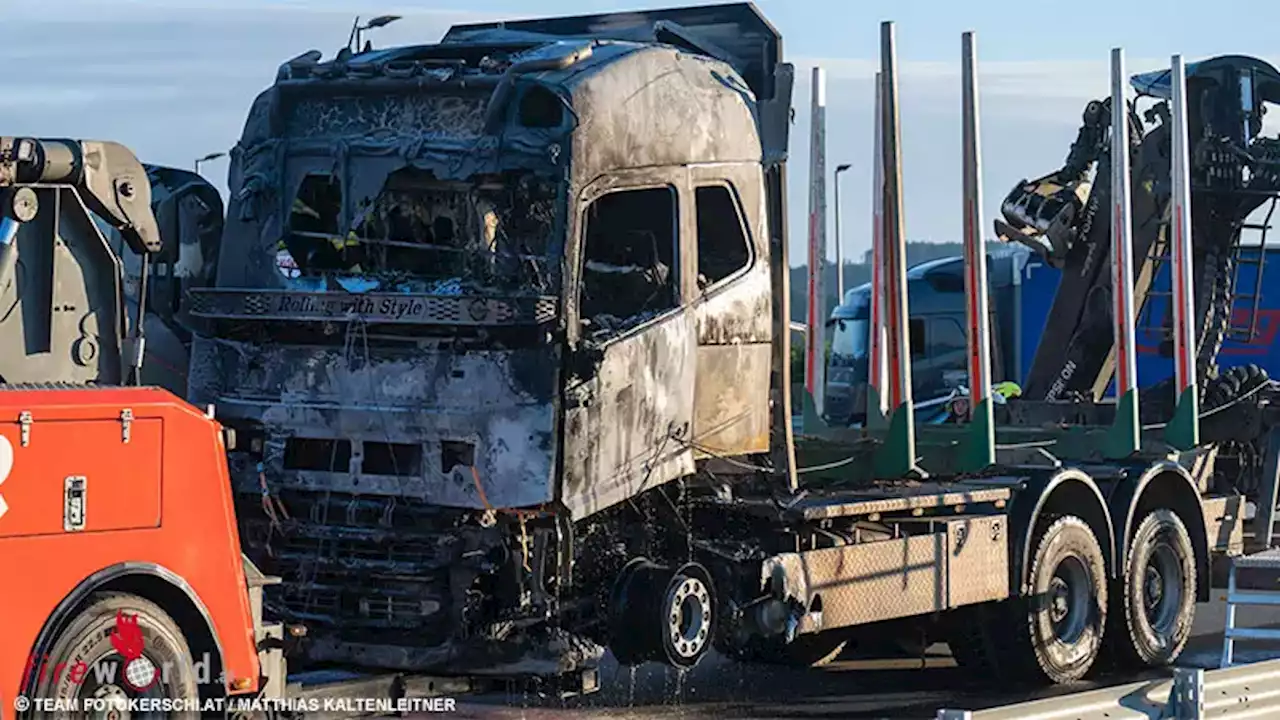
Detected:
[{"left": 429, "top": 600, "right": 1280, "bottom": 720}]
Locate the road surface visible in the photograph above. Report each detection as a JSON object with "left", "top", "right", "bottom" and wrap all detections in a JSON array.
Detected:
[{"left": 428, "top": 599, "right": 1280, "bottom": 719}]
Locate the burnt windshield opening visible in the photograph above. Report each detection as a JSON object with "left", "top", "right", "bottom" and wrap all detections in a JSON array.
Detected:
[
  {"left": 285, "top": 173, "right": 345, "bottom": 273},
  {"left": 282, "top": 167, "right": 558, "bottom": 296}
]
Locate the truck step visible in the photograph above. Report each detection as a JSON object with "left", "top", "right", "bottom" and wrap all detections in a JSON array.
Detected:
[
  {"left": 1225, "top": 627, "right": 1280, "bottom": 640},
  {"left": 1225, "top": 591, "right": 1280, "bottom": 606},
  {"left": 1232, "top": 547, "right": 1280, "bottom": 570},
  {"left": 1221, "top": 547, "right": 1280, "bottom": 667}
]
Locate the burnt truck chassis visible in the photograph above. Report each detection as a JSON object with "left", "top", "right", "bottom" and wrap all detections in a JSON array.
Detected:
[{"left": 151, "top": 2, "right": 1280, "bottom": 695}]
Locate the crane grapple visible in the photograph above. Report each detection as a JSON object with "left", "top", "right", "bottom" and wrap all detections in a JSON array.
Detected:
[{"left": 997, "top": 55, "right": 1280, "bottom": 417}]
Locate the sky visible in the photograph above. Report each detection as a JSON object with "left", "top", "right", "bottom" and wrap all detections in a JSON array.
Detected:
[{"left": 5, "top": 0, "right": 1280, "bottom": 266}]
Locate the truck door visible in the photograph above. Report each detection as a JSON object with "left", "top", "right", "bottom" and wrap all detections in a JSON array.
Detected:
[
  {"left": 687, "top": 165, "right": 772, "bottom": 459},
  {"left": 560, "top": 172, "right": 697, "bottom": 518}
]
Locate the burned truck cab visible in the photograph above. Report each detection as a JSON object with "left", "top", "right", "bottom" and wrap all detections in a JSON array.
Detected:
[{"left": 187, "top": 4, "right": 791, "bottom": 677}]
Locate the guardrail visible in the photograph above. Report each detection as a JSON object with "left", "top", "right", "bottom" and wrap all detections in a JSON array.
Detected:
[{"left": 935, "top": 658, "right": 1280, "bottom": 719}]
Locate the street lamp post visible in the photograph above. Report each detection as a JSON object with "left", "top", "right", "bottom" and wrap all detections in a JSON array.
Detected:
[
  {"left": 349, "top": 15, "right": 402, "bottom": 53},
  {"left": 834, "top": 163, "right": 852, "bottom": 300},
  {"left": 194, "top": 151, "right": 225, "bottom": 175}
]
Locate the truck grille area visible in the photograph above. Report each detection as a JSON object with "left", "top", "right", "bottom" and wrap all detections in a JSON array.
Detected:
[{"left": 234, "top": 484, "right": 508, "bottom": 662}]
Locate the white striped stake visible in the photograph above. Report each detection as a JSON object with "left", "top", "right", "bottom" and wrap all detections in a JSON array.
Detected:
[
  {"left": 867, "top": 70, "right": 888, "bottom": 426},
  {"left": 1106, "top": 47, "right": 1140, "bottom": 458},
  {"left": 803, "top": 65, "right": 829, "bottom": 431},
  {"left": 1166, "top": 53, "right": 1200, "bottom": 449},
  {"left": 958, "top": 31, "right": 994, "bottom": 471},
  {"left": 874, "top": 20, "right": 918, "bottom": 479}
]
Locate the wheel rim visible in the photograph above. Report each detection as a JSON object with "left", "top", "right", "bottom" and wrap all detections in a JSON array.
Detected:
[
  {"left": 76, "top": 650, "right": 171, "bottom": 720},
  {"left": 90, "top": 684, "right": 130, "bottom": 720},
  {"left": 1141, "top": 534, "right": 1186, "bottom": 638},
  {"left": 1048, "top": 556, "right": 1091, "bottom": 644},
  {"left": 666, "top": 575, "right": 712, "bottom": 661}
]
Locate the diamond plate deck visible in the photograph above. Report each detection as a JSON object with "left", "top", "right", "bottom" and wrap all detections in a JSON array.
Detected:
[{"left": 1233, "top": 547, "right": 1280, "bottom": 569}]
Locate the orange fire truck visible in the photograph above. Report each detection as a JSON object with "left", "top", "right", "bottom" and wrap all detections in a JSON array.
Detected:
[{"left": 0, "top": 138, "right": 277, "bottom": 718}]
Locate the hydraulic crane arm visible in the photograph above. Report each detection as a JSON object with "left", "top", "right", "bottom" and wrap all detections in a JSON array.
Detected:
[
  {"left": 994, "top": 98, "right": 1142, "bottom": 266},
  {"left": 996, "top": 56, "right": 1280, "bottom": 409},
  {"left": 995, "top": 96, "right": 1166, "bottom": 403},
  {"left": 0, "top": 137, "right": 160, "bottom": 386}
]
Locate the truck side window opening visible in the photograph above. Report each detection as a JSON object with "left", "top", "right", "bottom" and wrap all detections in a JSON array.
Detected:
[
  {"left": 580, "top": 187, "right": 678, "bottom": 334},
  {"left": 924, "top": 265, "right": 965, "bottom": 293},
  {"left": 694, "top": 185, "right": 751, "bottom": 288},
  {"left": 930, "top": 317, "right": 967, "bottom": 359},
  {"left": 909, "top": 318, "right": 925, "bottom": 357}
]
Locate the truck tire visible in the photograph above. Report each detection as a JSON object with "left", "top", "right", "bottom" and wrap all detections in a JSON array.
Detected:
[
  {"left": 1010, "top": 515, "right": 1109, "bottom": 684},
  {"left": 946, "top": 516, "right": 1107, "bottom": 685},
  {"left": 1109, "top": 509, "right": 1196, "bottom": 668},
  {"left": 25, "top": 591, "right": 200, "bottom": 719}
]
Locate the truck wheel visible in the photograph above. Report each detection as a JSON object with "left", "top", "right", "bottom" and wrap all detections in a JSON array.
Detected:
[
  {"left": 27, "top": 591, "right": 200, "bottom": 719},
  {"left": 1110, "top": 509, "right": 1196, "bottom": 668},
  {"left": 1016, "top": 515, "right": 1108, "bottom": 684},
  {"left": 610, "top": 559, "right": 717, "bottom": 668}
]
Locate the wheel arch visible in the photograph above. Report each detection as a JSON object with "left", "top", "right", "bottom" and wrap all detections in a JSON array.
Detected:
[
  {"left": 22, "top": 562, "right": 224, "bottom": 692},
  {"left": 1009, "top": 468, "right": 1116, "bottom": 595},
  {"left": 1109, "top": 461, "right": 1210, "bottom": 602}
]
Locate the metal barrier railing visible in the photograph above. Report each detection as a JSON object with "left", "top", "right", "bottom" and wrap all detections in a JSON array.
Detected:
[{"left": 935, "top": 658, "right": 1280, "bottom": 720}]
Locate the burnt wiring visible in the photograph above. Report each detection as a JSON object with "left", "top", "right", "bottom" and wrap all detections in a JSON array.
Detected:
[
  {"left": 680, "top": 436, "right": 867, "bottom": 476},
  {"left": 342, "top": 309, "right": 409, "bottom": 486},
  {"left": 470, "top": 465, "right": 494, "bottom": 509},
  {"left": 259, "top": 461, "right": 291, "bottom": 533},
  {"left": 624, "top": 428, "right": 677, "bottom": 517}
]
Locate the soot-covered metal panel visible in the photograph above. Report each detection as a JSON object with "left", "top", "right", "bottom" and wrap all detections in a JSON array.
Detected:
[
  {"left": 561, "top": 313, "right": 697, "bottom": 519},
  {"left": 190, "top": 338, "right": 558, "bottom": 509},
  {"left": 566, "top": 46, "right": 762, "bottom": 193}
]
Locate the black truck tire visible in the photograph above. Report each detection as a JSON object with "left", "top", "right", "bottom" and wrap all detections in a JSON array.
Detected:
[
  {"left": 1012, "top": 516, "right": 1108, "bottom": 684},
  {"left": 946, "top": 515, "right": 1107, "bottom": 685},
  {"left": 1108, "top": 509, "right": 1197, "bottom": 668},
  {"left": 26, "top": 591, "right": 200, "bottom": 719}
]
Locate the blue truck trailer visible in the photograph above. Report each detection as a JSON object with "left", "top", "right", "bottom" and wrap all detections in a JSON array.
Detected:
[
  {"left": 825, "top": 244, "right": 1279, "bottom": 426},
  {"left": 1135, "top": 245, "right": 1275, "bottom": 386}
]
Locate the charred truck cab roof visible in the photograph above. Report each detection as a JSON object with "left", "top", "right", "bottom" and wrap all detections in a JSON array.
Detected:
[{"left": 186, "top": 4, "right": 793, "bottom": 676}]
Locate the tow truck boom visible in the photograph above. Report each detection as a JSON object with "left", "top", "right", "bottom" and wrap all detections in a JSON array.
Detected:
[{"left": 0, "top": 137, "right": 160, "bottom": 387}]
